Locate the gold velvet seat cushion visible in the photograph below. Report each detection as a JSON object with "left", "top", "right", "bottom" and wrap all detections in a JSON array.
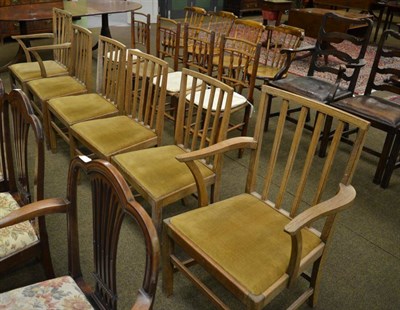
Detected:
[
  {"left": 169, "top": 193, "right": 322, "bottom": 296},
  {"left": 27, "top": 76, "right": 87, "bottom": 101},
  {"left": 112, "top": 145, "right": 214, "bottom": 201},
  {"left": 270, "top": 76, "right": 351, "bottom": 103},
  {"left": 48, "top": 93, "right": 119, "bottom": 125},
  {"left": 71, "top": 115, "right": 157, "bottom": 157},
  {"left": 0, "top": 192, "right": 38, "bottom": 258},
  {"left": 9, "top": 60, "right": 68, "bottom": 82}
]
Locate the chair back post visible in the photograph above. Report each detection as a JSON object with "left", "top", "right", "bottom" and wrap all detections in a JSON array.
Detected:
[
  {"left": 156, "top": 15, "right": 181, "bottom": 71},
  {"left": 66, "top": 156, "right": 160, "bottom": 310},
  {"left": 97, "top": 36, "right": 127, "bottom": 112},
  {"left": 0, "top": 80, "right": 8, "bottom": 191},
  {"left": 69, "top": 24, "right": 93, "bottom": 90},
  {"left": 308, "top": 12, "right": 373, "bottom": 97},
  {"left": 52, "top": 8, "right": 73, "bottom": 67},
  {"left": 364, "top": 29, "right": 400, "bottom": 96},
  {"left": 131, "top": 11, "right": 151, "bottom": 53}
]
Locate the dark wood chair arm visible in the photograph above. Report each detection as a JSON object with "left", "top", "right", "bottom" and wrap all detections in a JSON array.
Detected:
[
  {"left": 274, "top": 45, "right": 316, "bottom": 80},
  {"left": 0, "top": 198, "right": 69, "bottom": 228},
  {"left": 345, "top": 59, "right": 366, "bottom": 69}
]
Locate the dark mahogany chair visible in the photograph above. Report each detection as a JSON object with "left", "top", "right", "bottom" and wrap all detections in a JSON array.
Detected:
[
  {"left": 330, "top": 29, "right": 400, "bottom": 188},
  {"left": 0, "top": 156, "right": 160, "bottom": 309},
  {"left": 0, "top": 87, "right": 54, "bottom": 279}
]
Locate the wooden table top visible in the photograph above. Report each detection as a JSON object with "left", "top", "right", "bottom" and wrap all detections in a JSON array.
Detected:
[
  {"left": 0, "top": 0, "right": 142, "bottom": 22},
  {"left": 292, "top": 7, "right": 373, "bottom": 19}
]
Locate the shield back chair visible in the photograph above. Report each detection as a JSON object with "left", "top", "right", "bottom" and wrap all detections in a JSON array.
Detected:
[
  {"left": 255, "top": 24, "right": 304, "bottom": 131},
  {"left": 69, "top": 49, "right": 169, "bottom": 162},
  {"left": 269, "top": 12, "right": 373, "bottom": 154},
  {"left": 46, "top": 35, "right": 126, "bottom": 157},
  {"left": 330, "top": 29, "right": 400, "bottom": 188},
  {"left": 0, "top": 88, "right": 54, "bottom": 279},
  {"left": 162, "top": 85, "right": 370, "bottom": 310},
  {"left": 111, "top": 68, "right": 234, "bottom": 232},
  {"left": 8, "top": 8, "right": 73, "bottom": 94},
  {"left": 26, "top": 24, "right": 92, "bottom": 143},
  {"left": 0, "top": 156, "right": 160, "bottom": 310},
  {"left": 131, "top": 11, "right": 151, "bottom": 53},
  {"left": 164, "top": 24, "right": 216, "bottom": 123},
  {"left": 216, "top": 35, "right": 262, "bottom": 157},
  {"left": 156, "top": 15, "right": 181, "bottom": 72}
]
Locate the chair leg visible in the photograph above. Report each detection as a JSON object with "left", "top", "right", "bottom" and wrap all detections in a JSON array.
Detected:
[
  {"left": 238, "top": 104, "right": 252, "bottom": 158},
  {"left": 318, "top": 115, "right": 333, "bottom": 158},
  {"left": 38, "top": 217, "right": 55, "bottom": 279},
  {"left": 380, "top": 133, "right": 400, "bottom": 188},
  {"left": 162, "top": 224, "right": 175, "bottom": 297},
  {"left": 307, "top": 257, "right": 323, "bottom": 307},
  {"left": 152, "top": 205, "right": 163, "bottom": 235},
  {"left": 373, "top": 133, "right": 395, "bottom": 184}
]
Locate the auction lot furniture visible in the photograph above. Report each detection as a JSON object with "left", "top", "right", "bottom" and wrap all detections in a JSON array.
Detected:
[{"left": 258, "top": 0, "right": 293, "bottom": 26}]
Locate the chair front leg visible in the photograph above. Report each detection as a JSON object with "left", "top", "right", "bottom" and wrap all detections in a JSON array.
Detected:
[
  {"left": 380, "top": 132, "right": 400, "bottom": 188},
  {"left": 373, "top": 132, "right": 395, "bottom": 184}
]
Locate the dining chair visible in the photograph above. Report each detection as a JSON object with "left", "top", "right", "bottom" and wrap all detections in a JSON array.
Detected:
[
  {"left": 69, "top": 49, "right": 168, "bottom": 161},
  {"left": 269, "top": 12, "right": 373, "bottom": 156},
  {"left": 46, "top": 35, "right": 126, "bottom": 157},
  {"left": 0, "top": 156, "right": 160, "bottom": 310},
  {"left": 111, "top": 68, "right": 234, "bottom": 232},
  {"left": 8, "top": 8, "right": 73, "bottom": 94},
  {"left": 162, "top": 84, "right": 369, "bottom": 310},
  {"left": 329, "top": 29, "right": 400, "bottom": 188},
  {"left": 26, "top": 24, "right": 92, "bottom": 144},
  {"left": 205, "top": 10, "right": 237, "bottom": 50},
  {"left": 131, "top": 11, "right": 151, "bottom": 53},
  {"left": 255, "top": 24, "right": 304, "bottom": 131},
  {"left": 0, "top": 87, "right": 54, "bottom": 280},
  {"left": 156, "top": 15, "right": 181, "bottom": 72}
]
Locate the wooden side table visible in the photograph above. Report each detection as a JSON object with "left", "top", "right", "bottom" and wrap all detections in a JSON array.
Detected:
[{"left": 257, "top": 0, "right": 293, "bottom": 25}]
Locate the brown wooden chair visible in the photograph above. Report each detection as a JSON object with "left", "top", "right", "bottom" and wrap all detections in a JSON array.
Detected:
[
  {"left": 8, "top": 8, "right": 73, "bottom": 94},
  {"left": 26, "top": 24, "right": 92, "bottom": 144},
  {"left": 46, "top": 36, "right": 126, "bottom": 157},
  {"left": 330, "top": 29, "right": 400, "bottom": 188},
  {"left": 156, "top": 15, "right": 181, "bottom": 72},
  {"left": 111, "top": 68, "right": 234, "bottom": 232},
  {"left": 69, "top": 49, "right": 169, "bottom": 161},
  {"left": 184, "top": 6, "right": 207, "bottom": 28},
  {"left": 206, "top": 10, "right": 237, "bottom": 50},
  {"left": 131, "top": 11, "right": 151, "bottom": 53},
  {"left": 162, "top": 85, "right": 370, "bottom": 310},
  {"left": 0, "top": 156, "right": 160, "bottom": 309},
  {"left": 255, "top": 24, "right": 304, "bottom": 131},
  {"left": 269, "top": 12, "right": 373, "bottom": 141},
  {"left": 0, "top": 88, "right": 54, "bottom": 279}
]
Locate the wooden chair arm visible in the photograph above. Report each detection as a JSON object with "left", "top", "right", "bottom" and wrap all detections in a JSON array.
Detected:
[
  {"left": 284, "top": 183, "right": 356, "bottom": 235},
  {"left": 12, "top": 33, "right": 54, "bottom": 62},
  {"left": 0, "top": 198, "right": 69, "bottom": 228},
  {"left": 27, "top": 43, "right": 71, "bottom": 78},
  {"left": 274, "top": 45, "right": 316, "bottom": 80},
  {"left": 176, "top": 137, "right": 257, "bottom": 162},
  {"left": 345, "top": 59, "right": 366, "bottom": 69}
]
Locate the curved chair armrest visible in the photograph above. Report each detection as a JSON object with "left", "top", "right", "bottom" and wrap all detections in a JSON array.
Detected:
[
  {"left": 27, "top": 43, "right": 71, "bottom": 78},
  {"left": 0, "top": 197, "right": 69, "bottom": 228},
  {"left": 345, "top": 59, "right": 366, "bottom": 69},
  {"left": 274, "top": 45, "right": 316, "bottom": 80},
  {"left": 284, "top": 183, "right": 356, "bottom": 235},
  {"left": 176, "top": 137, "right": 257, "bottom": 207},
  {"left": 176, "top": 137, "right": 257, "bottom": 162},
  {"left": 12, "top": 33, "right": 54, "bottom": 62}
]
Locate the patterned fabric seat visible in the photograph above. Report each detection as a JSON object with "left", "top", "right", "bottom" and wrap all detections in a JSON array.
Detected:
[
  {"left": 0, "top": 193, "right": 38, "bottom": 258},
  {"left": 0, "top": 275, "right": 93, "bottom": 309}
]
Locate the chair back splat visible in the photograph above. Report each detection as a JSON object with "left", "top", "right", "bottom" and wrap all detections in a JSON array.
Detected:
[
  {"left": 0, "top": 157, "right": 160, "bottom": 310},
  {"left": 163, "top": 85, "right": 370, "bottom": 310},
  {"left": 131, "top": 11, "right": 151, "bottom": 53},
  {"left": 156, "top": 15, "right": 181, "bottom": 72}
]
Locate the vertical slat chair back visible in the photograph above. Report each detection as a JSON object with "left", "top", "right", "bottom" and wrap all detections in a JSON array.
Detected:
[
  {"left": 156, "top": 15, "right": 181, "bottom": 71},
  {"left": 263, "top": 24, "right": 304, "bottom": 71},
  {"left": 69, "top": 24, "right": 93, "bottom": 89},
  {"left": 175, "top": 68, "right": 234, "bottom": 166},
  {"left": 52, "top": 8, "right": 73, "bottom": 68},
  {"left": 230, "top": 19, "right": 265, "bottom": 44},
  {"left": 183, "top": 24, "right": 215, "bottom": 75},
  {"left": 255, "top": 86, "right": 369, "bottom": 221},
  {"left": 184, "top": 6, "right": 207, "bottom": 28},
  {"left": 125, "top": 49, "right": 169, "bottom": 145},
  {"left": 131, "top": 11, "right": 151, "bottom": 53},
  {"left": 97, "top": 36, "right": 127, "bottom": 112},
  {"left": 206, "top": 10, "right": 237, "bottom": 49}
]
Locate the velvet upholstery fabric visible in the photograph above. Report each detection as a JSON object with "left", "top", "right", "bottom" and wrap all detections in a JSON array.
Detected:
[
  {"left": 170, "top": 193, "right": 322, "bottom": 295},
  {"left": 71, "top": 115, "right": 157, "bottom": 157},
  {"left": 9, "top": 61, "right": 68, "bottom": 81},
  {"left": 48, "top": 93, "right": 119, "bottom": 125},
  {"left": 112, "top": 145, "right": 214, "bottom": 200}
]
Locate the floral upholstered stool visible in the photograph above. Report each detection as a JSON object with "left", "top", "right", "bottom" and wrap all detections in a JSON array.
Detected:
[
  {"left": 0, "top": 275, "right": 93, "bottom": 309},
  {"left": 0, "top": 192, "right": 38, "bottom": 258}
]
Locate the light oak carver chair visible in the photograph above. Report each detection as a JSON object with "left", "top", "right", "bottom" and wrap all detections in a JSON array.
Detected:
[
  {"left": 8, "top": 8, "right": 73, "bottom": 94},
  {"left": 162, "top": 85, "right": 370, "bottom": 309},
  {"left": 0, "top": 156, "right": 160, "bottom": 310},
  {"left": 111, "top": 68, "right": 235, "bottom": 232},
  {"left": 0, "top": 86, "right": 54, "bottom": 279}
]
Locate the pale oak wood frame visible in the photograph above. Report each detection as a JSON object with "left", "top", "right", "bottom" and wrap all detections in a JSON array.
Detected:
[{"left": 162, "top": 85, "right": 369, "bottom": 310}]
